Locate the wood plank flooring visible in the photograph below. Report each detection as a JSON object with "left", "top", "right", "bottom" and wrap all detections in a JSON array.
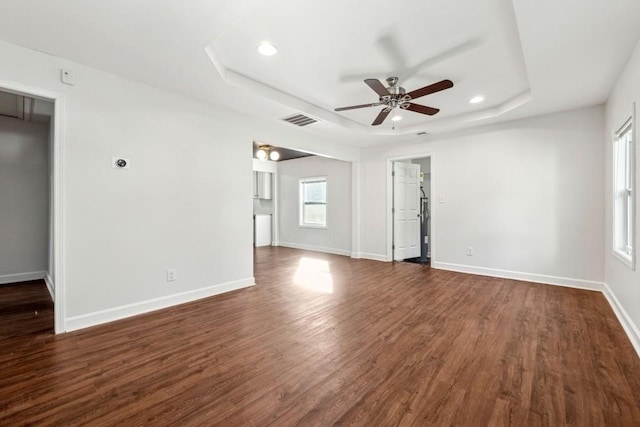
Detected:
[{"left": 1, "top": 247, "right": 639, "bottom": 425}]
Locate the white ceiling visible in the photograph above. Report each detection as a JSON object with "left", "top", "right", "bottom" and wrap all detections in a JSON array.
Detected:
[{"left": 0, "top": 0, "right": 637, "bottom": 146}]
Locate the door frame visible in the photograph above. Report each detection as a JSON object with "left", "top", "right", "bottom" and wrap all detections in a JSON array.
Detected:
[
  {"left": 386, "top": 152, "right": 434, "bottom": 262},
  {"left": 0, "top": 78, "right": 66, "bottom": 333}
]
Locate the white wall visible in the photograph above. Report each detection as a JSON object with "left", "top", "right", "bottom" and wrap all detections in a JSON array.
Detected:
[
  {"left": 252, "top": 158, "right": 277, "bottom": 174},
  {"left": 278, "top": 156, "right": 352, "bottom": 255},
  {"left": 604, "top": 40, "right": 640, "bottom": 352},
  {"left": 359, "top": 106, "right": 605, "bottom": 288},
  {"left": 0, "top": 115, "right": 50, "bottom": 283},
  {"left": 0, "top": 40, "right": 357, "bottom": 331}
]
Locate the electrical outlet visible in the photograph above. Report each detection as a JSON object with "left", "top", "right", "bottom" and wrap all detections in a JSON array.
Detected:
[
  {"left": 167, "top": 269, "right": 177, "bottom": 282},
  {"left": 466, "top": 247, "right": 474, "bottom": 256}
]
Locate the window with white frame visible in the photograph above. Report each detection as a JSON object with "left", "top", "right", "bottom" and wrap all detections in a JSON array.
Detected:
[
  {"left": 613, "top": 109, "right": 635, "bottom": 269},
  {"left": 300, "top": 177, "right": 327, "bottom": 227}
]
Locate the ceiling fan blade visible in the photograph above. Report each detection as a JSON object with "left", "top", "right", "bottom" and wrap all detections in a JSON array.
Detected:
[
  {"left": 372, "top": 108, "right": 391, "bottom": 126},
  {"left": 402, "top": 39, "right": 480, "bottom": 81},
  {"left": 364, "top": 79, "right": 390, "bottom": 97},
  {"left": 405, "top": 79, "right": 454, "bottom": 100},
  {"left": 403, "top": 102, "right": 440, "bottom": 116},
  {"left": 335, "top": 102, "right": 384, "bottom": 112},
  {"left": 377, "top": 33, "right": 407, "bottom": 69}
]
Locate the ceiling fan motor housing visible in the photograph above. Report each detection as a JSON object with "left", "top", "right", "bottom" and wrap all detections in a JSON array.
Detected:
[{"left": 381, "top": 77, "right": 409, "bottom": 108}]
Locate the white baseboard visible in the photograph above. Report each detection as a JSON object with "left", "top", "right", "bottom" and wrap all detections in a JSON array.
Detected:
[
  {"left": 278, "top": 242, "right": 351, "bottom": 257},
  {"left": 352, "top": 252, "right": 390, "bottom": 262},
  {"left": 432, "top": 262, "right": 604, "bottom": 291},
  {"left": 0, "top": 271, "right": 46, "bottom": 285},
  {"left": 44, "top": 273, "right": 55, "bottom": 302},
  {"left": 602, "top": 283, "right": 640, "bottom": 358},
  {"left": 64, "top": 277, "right": 255, "bottom": 332}
]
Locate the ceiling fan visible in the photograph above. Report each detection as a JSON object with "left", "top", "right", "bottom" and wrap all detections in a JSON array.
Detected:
[{"left": 334, "top": 77, "right": 454, "bottom": 126}]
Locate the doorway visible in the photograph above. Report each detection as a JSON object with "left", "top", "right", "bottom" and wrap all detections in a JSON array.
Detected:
[
  {"left": 251, "top": 141, "right": 360, "bottom": 259},
  {"left": 0, "top": 81, "right": 64, "bottom": 333},
  {"left": 387, "top": 154, "right": 434, "bottom": 264}
]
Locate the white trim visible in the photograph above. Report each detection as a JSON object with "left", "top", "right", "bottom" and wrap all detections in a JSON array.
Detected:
[
  {"left": 0, "top": 79, "right": 66, "bottom": 334},
  {"left": 278, "top": 242, "right": 351, "bottom": 257},
  {"left": 354, "top": 252, "right": 390, "bottom": 262},
  {"left": 611, "top": 103, "right": 636, "bottom": 271},
  {"left": 351, "top": 161, "right": 361, "bottom": 258},
  {"left": 386, "top": 152, "right": 435, "bottom": 263},
  {"left": 0, "top": 271, "right": 46, "bottom": 285},
  {"left": 297, "top": 224, "right": 328, "bottom": 229},
  {"left": 273, "top": 166, "right": 279, "bottom": 246},
  {"left": 52, "top": 95, "right": 65, "bottom": 333},
  {"left": 64, "top": 277, "right": 255, "bottom": 332},
  {"left": 602, "top": 283, "right": 640, "bottom": 358},
  {"left": 44, "top": 273, "right": 55, "bottom": 302},
  {"left": 432, "top": 261, "right": 604, "bottom": 291}
]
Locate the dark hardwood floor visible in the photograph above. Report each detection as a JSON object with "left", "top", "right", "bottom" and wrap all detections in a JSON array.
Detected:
[{"left": 1, "top": 247, "right": 639, "bottom": 425}]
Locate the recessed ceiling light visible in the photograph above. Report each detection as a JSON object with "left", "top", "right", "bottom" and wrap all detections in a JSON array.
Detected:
[
  {"left": 257, "top": 41, "right": 278, "bottom": 56},
  {"left": 391, "top": 115, "right": 403, "bottom": 122},
  {"left": 470, "top": 95, "right": 485, "bottom": 104}
]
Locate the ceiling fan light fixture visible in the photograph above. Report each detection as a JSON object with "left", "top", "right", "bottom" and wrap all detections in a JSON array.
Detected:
[
  {"left": 257, "top": 41, "right": 278, "bottom": 56},
  {"left": 470, "top": 95, "right": 485, "bottom": 104},
  {"left": 391, "top": 114, "right": 403, "bottom": 122}
]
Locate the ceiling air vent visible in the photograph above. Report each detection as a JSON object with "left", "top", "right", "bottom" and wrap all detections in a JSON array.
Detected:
[{"left": 282, "top": 113, "right": 318, "bottom": 127}]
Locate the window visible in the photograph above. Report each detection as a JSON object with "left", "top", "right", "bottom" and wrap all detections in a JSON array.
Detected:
[
  {"left": 300, "top": 177, "right": 327, "bottom": 227},
  {"left": 613, "top": 109, "right": 635, "bottom": 269}
]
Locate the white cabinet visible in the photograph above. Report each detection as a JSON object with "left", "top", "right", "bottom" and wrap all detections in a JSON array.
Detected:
[
  {"left": 253, "top": 171, "right": 272, "bottom": 199},
  {"left": 254, "top": 214, "right": 272, "bottom": 246}
]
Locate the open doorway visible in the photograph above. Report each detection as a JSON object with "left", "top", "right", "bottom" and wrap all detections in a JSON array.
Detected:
[
  {"left": 0, "top": 83, "right": 63, "bottom": 333},
  {"left": 387, "top": 154, "right": 433, "bottom": 264},
  {"left": 251, "top": 141, "right": 359, "bottom": 259},
  {"left": 252, "top": 142, "right": 314, "bottom": 249},
  {"left": 404, "top": 157, "right": 431, "bottom": 265},
  {"left": 0, "top": 89, "right": 54, "bottom": 332}
]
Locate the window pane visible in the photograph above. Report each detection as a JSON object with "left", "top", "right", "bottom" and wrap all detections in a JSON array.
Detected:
[
  {"left": 304, "top": 181, "right": 326, "bottom": 203},
  {"left": 613, "top": 117, "right": 635, "bottom": 266},
  {"left": 301, "top": 179, "right": 327, "bottom": 226},
  {"left": 627, "top": 192, "right": 633, "bottom": 249},
  {"left": 303, "top": 204, "right": 326, "bottom": 225}
]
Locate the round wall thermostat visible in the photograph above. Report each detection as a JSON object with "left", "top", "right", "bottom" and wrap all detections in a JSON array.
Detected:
[{"left": 116, "top": 159, "right": 127, "bottom": 168}]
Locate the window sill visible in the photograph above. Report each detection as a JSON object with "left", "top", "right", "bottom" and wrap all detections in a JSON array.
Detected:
[
  {"left": 613, "top": 249, "right": 635, "bottom": 271},
  {"left": 299, "top": 224, "right": 328, "bottom": 230}
]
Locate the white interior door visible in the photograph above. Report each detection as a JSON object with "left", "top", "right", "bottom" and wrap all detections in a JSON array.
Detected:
[{"left": 393, "top": 162, "right": 421, "bottom": 260}]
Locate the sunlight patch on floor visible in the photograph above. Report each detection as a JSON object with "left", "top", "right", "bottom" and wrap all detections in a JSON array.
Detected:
[{"left": 294, "top": 257, "right": 334, "bottom": 294}]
